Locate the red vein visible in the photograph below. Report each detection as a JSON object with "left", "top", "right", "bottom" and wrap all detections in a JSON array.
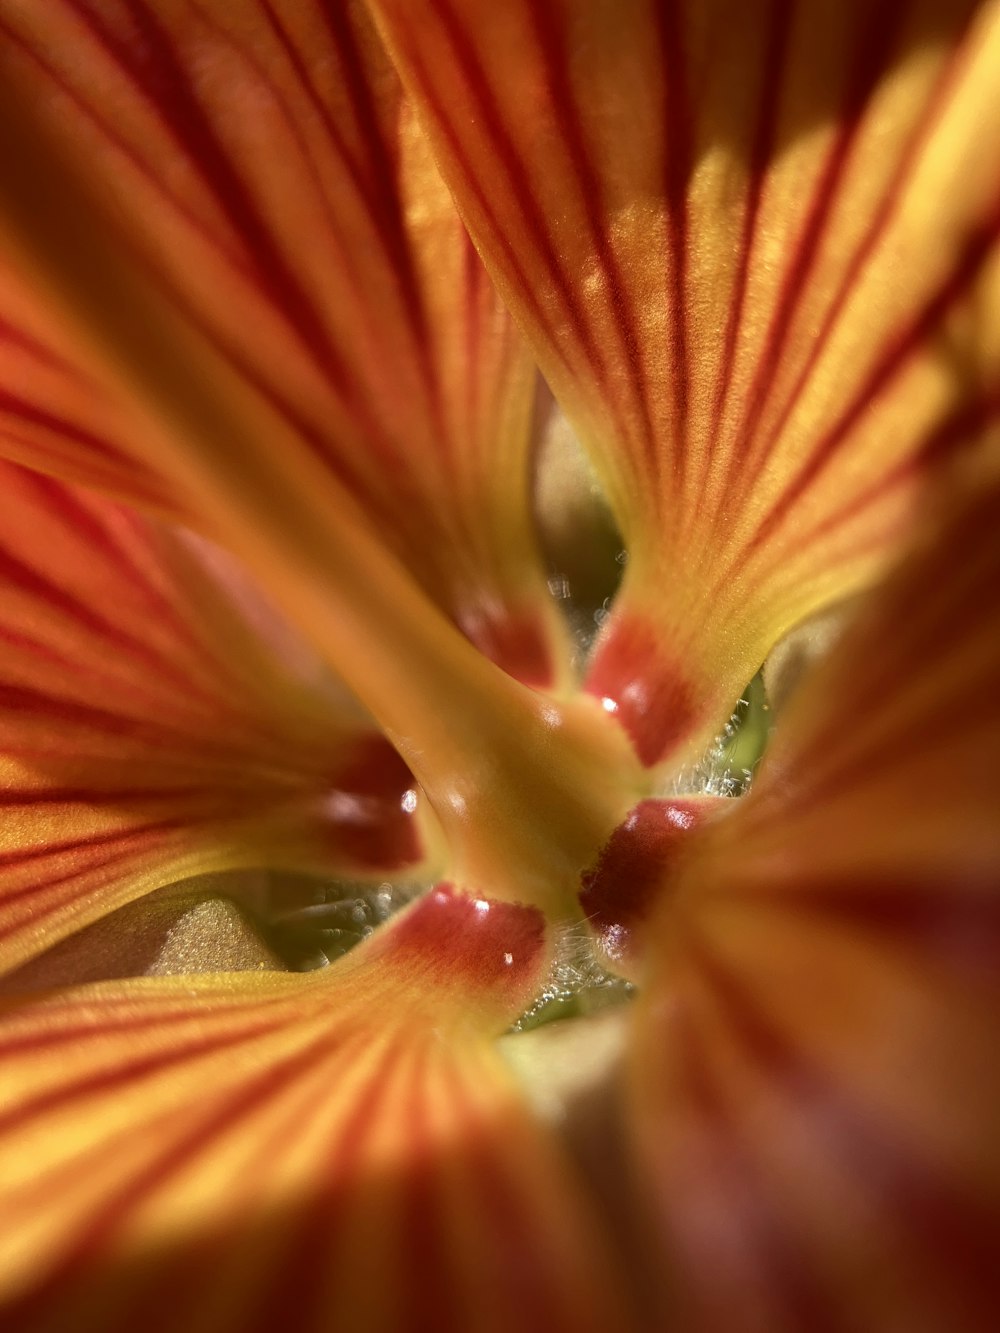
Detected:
[
  {"left": 691, "top": 938, "right": 1000, "bottom": 1301},
  {"left": 698, "top": 0, "right": 795, "bottom": 514},
  {"left": 730, "top": 17, "right": 977, "bottom": 509},
  {"left": 741, "top": 202, "right": 1000, "bottom": 561},
  {"left": 726, "top": 0, "right": 910, "bottom": 494},
  {"left": 413, "top": 0, "right": 603, "bottom": 378},
  {"left": 654, "top": 0, "right": 694, "bottom": 498},
  {"left": 669, "top": 992, "right": 841, "bottom": 1332},
  {"left": 529, "top": 1, "right": 658, "bottom": 475}
]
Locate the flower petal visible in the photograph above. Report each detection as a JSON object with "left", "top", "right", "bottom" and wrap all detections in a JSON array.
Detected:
[
  {"left": 0, "top": 886, "right": 630, "bottom": 1332},
  {"left": 0, "top": 462, "right": 426, "bottom": 974},
  {"left": 372, "top": 0, "right": 1000, "bottom": 761},
  {"left": 0, "top": 0, "right": 564, "bottom": 683},
  {"left": 1, "top": 17, "right": 625, "bottom": 862},
  {"left": 0, "top": 262, "right": 182, "bottom": 516},
  {"left": 628, "top": 474, "right": 1000, "bottom": 1329}
]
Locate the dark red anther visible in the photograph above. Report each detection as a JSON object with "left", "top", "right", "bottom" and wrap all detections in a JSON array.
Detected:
[{"left": 580, "top": 796, "right": 726, "bottom": 968}]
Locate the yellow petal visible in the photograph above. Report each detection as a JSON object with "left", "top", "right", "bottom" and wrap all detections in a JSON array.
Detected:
[
  {"left": 0, "top": 463, "right": 427, "bottom": 974},
  {"left": 373, "top": 0, "right": 1000, "bottom": 762},
  {"left": 0, "top": 886, "right": 630, "bottom": 1331},
  {"left": 628, "top": 472, "right": 1000, "bottom": 1329},
  {"left": 0, "top": 0, "right": 564, "bottom": 684},
  {"left": 0, "top": 9, "right": 628, "bottom": 873}
]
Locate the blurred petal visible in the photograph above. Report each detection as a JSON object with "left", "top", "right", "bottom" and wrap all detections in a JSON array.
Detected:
[
  {"left": 0, "top": 462, "right": 426, "bottom": 974},
  {"left": 373, "top": 0, "right": 1000, "bottom": 760},
  {"left": 0, "top": 264, "right": 182, "bottom": 516},
  {"left": 0, "top": 0, "right": 563, "bottom": 683},
  {"left": 0, "top": 886, "right": 630, "bottom": 1332},
  {"left": 628, "top": 474, "right": 1000, "bottom": 1330}
]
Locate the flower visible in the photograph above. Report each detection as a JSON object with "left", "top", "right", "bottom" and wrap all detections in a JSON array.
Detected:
[{"left": 0, "top": 1, "right": 998, "bottom": 1330}]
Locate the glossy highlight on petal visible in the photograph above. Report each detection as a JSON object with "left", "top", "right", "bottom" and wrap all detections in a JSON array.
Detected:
[
  {"left": 0, "top": 888, "right": 631, "bottom": 1332},
  {"left": 628, "top": 474, "right": 1000, "bottom": 1330},
  {"left": 373, "top": 0, "right": 1000, "bottom": 762},
  {"left": 367, "top": 884, "right": 546, "bottom": 1014},
  {"left": 583, "top": 612, "right": 702, "bottom": 767},
  {"left": 580, "top": 796, "right": 728, "bottom": 977}
]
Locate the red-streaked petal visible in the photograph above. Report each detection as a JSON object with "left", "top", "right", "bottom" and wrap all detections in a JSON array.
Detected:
[
  {"left": 628, "top": 476, "right": 1000, "bottom": 1329},
  {"left": 373, "top": 0, "right": 1000, "bottom": 760},
  {"left": 0, "top": 0, "right": 564, "bottom": 684},
  {"left": 0, "top": 22, "right": 619, "bottom": 858},
  {"left": 0, "top": 262, "right": 185, "bottom": 517},
  {"left": 0, "top": 887, "right": 631, "bottom": 1332},
  {"left": 0, "top": 461, "right": 426, "bottom": 974}
]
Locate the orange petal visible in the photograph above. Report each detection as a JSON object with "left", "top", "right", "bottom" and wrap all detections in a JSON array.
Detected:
[
  {"left": 0, "top": 18, "right": 623, "bottom": 863},
  {"left": 373, "top": 0, "right": 1000, "bottom": 760},
  {"left": 0, "top": 886, "right": 630, "bottom": 1332},
  {"left": 0, "top": 0, "right": 563, "bottom": 685},
  {"left": 0, "top": 47, "right": 651, "bottom": 928},
  {"left": 0, "top": 262, "right": 182, "bottom": 517},
  {"left": 628, "top": 473, "right": 1000, "bottom": 1329},
  {"left": 0, "top": 462, "right": 426, "bottom": 974}
]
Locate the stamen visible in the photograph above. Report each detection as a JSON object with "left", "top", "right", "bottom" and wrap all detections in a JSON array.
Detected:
[{"left": 255, "top": 873, "right": 424, "bottom": 972}]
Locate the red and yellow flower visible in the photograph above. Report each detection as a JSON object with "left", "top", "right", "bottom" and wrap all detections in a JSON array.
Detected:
[{"left": 0, "top": 2, "right": 997, "bottom": 1329}]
